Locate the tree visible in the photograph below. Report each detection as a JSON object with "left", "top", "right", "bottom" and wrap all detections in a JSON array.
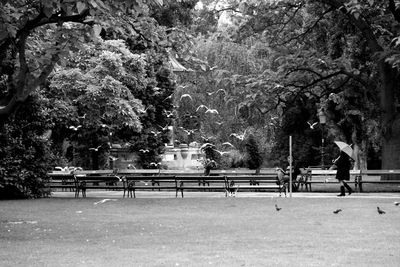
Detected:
[
  {"left": 245, "top": 134, "right": 262, "bottom": 170},
  {"left": 0, "top": 0, "right": 196, "bottom": 196},
  {"left": 206, "top": 0, "right": 400, "bottom": 169},
  {"left": 0, "top": 0, "right": 169, "bottom": 120},
  {"left": 0, "top": 93, "right": 56, "bottom": 198}
]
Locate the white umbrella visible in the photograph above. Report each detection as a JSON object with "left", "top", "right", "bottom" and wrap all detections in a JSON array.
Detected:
[{"left": 334, "top": 141, "right": 355, "bottom": 160}]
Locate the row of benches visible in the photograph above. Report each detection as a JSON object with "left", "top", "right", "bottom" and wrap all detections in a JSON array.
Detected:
[
  {"left": 47, "top": 168, "right": 400, "bottom": 198},
  {"left": 48, "top": 170, "right": 284, "bottom": 198}
]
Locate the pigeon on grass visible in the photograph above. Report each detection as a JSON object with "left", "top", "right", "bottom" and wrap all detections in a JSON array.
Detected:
[{"left": 377, "top": 207, "right": 386, "bottom": 214}]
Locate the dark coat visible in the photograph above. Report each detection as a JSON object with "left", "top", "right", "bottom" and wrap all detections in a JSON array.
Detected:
[{"left": 335, "top": 152, "right": 351, "bottom": 181}]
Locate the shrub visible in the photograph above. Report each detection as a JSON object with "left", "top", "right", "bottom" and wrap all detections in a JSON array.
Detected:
[{"left": 0, "top": 95, "right": 56, "bottom": 198}]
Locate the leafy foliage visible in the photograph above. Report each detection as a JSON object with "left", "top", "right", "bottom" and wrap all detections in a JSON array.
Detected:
[{"left": 0, "top": 94, "right": 56, "bottom": 198}]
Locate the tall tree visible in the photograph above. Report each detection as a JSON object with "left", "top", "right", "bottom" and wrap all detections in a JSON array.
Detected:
[{"left": 210, "top": 0, "right": 400, "bottom": 169}]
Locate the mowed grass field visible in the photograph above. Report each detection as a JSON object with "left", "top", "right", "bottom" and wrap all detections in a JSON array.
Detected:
[{"left": 1, "top": 196, "right": 400, "bottom": 267}]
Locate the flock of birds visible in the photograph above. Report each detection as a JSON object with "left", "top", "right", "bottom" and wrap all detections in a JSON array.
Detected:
[{"left": 273, "top": 202, "right": 400, "bottom": 214}]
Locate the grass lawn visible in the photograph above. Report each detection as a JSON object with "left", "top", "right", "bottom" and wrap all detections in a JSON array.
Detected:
[{"left": 1, "top": 196, "right": 400, "bottom": 267}]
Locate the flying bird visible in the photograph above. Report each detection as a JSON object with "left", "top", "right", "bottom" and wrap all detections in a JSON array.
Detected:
[
  {"left": 55, "top": 166, "right": 69, "bottom": 172},
  {"left": 139, "top": 149, "right": 150, "bottom": 153},
  {"left": 109, "top": 156, "right": 118, "bottom": 161},
  {"left": 180, "top": 94, "right": 193, "bottom": 101},
  {"left": 139, "top": 106, "right": 152, "bottom": 113},
  {"left": 150, "top": 162, "right": 161, "bottom": 167},
  {"left": 207, "top": 88, "right": 226, "bottom": 96},
  {"left": 230, "top": 132, "right": 246, "bottom": 141},
  {"left": 333, "top": 209, "right": 342, "bottom": 214},
  {"left": 196, "top": 104, "right": 209, "bottom": 112},
  {"left": 89, "top": 145, "right": 102, "bottom": 152},
  {"left": 275, "top": 204, "right": 282, "bottom": 211},
  {"left": 100, "top": 124, "right": 111, "bottom": 129},
  {"left": 163, "top": 94, "right": 174, "bottom": 101},
  {"left": 94, "top": 199, "right": 117, "bottom": 205},
  {"left": 214, "top": 88, "right": 227, "bottom": 95},
  {"left": 377, "top": 207, "right": 386, "bottom": 214},
  {"left": 213, "top": 149, "right": 230, "bottom": 156},
  {"left": 205, "top": 108, "right": 219, "bottom": 115},
  {"left": 158, "top": 124, "right": 170, "bottom": 131},
  {"left": 150, "top": 130, "right": 161, "bottom": 136},
  {"left": 222, "top": 142, "right": 235, "bottom": 148},
  {"left": 69, "top": 125, "right": 82, "bottom": 131},
  {"left": 230, "top": 129, "right": 248, "bottom": 141},
  {"left": 164, "top": 110, "right": 174, "bottom": 118},
  {"left": 77, "top": 114, "right": 86, "bottom": 119},
  {"left": 307, "top": 121, "right": 319, "bottom": 129},
  {"left": 394, "top": 201, "right": 400, "bottom": 206}
]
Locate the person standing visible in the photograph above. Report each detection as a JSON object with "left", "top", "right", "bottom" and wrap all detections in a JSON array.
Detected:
[{"left": 333, "top": 151, "right": 353, "bottom": 196}]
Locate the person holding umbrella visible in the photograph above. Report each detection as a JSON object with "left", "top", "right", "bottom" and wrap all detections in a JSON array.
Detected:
[{"left": 333, "top": 141, "right": 354, "bottom": 196}]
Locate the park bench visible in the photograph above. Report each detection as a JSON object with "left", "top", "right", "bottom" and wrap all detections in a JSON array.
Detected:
[
  {"left": 226, "top": 174, "right": 282, "bottom": 194},
  {"left": 120, "top": 175, "right": 177, "bottom": 198},
  {"left": 175, "top": 175, "right": 229, "bottom": 197},
  {"left": 47, "top": 171, "right": 76, "bottom": 192},
  {"left": 308, "top": 169, "right": 361, "bottom": 192},
  {"left": 358, "top": 170, "right": 400, "bottom": 192},
  {"left": 73, "top": 170, "right": 123, "bottom": 198}
]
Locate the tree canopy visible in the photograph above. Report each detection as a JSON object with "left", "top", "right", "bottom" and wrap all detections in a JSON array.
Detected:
[{"left": 2, "top": 0, "right": 400, "bottom": 197}]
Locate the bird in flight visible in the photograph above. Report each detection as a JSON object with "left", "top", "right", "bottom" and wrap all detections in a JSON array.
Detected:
[
  {"left": 158, "top": 124, "right": 170, "bottom": 131},
  {"left": 69, "top": 125, "right": 82, "bottom": 131},
  {"left": 164, "top": 110, "right": 174, "bottom": 118},
  {"left": 230, "top": 129, "right": 247, "bottom": 141},
  {"left": 275, "top": 204, "right": 282, "bottom": 211},
  {"left": 394, "top": 201, "right": 400, "bottom": 206},
  {"left": 89, "top": 145, "right": 102, "bottom": 152},
  {"left": 150, "top": 130, "right": 161, "bottom": 136},
  {"left": 213, "top": 149, "right": 230, "bottom": 156},
  {"left": 55, "top": 166, "right": 69, "bottom": 172},
  {"left": 180, "top": 94, "right": 193, "bottom": 101},
  {"left": 207, "top": 88, "right": 226, "bottom": 96},
  {"left": 163, "top": 93, "right": 174, "bottom": 101},
  {"left": 205, "top": 108, "right": 219, "bottom": 115},
  {"left": 94, "top": 199, "right": 117, "bottom": 205},
  {"left": 77, "top": 114, "right": 86, "bottom": 119},
  {"left": 377, "top": 207, "right": 386, "bottom": 214},
  {"left": 222, "top": 142, "right": 235, "bottom": 148},
  {"left": 100, "top": 124, "right": 111, "bottom": 129},
  {"left": 109, "top": 156, "right": 118, "bottom": 161},
  {"left": 333, "top": 209, "right": 342, "bottom": 214},
  {"left": 196, "top": 104, "right": 209, "bottom": 112},
  {"left": 139, "top": 149, "right": 150, "bottom": 153},
  {"left": 307, "top": 121, "right": 319, "bottom": 129}
]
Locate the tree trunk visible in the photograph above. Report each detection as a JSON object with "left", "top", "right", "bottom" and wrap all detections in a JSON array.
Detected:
[{"left": 380, "top": 62, "right": 400, "bottom": 170}]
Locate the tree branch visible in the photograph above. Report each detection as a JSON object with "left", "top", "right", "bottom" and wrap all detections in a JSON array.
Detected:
[
  {"left": 388, "top": 0, "right": 400, "bottom": 23},
  {"left": 320, "top": 0, "right": 383, "bottom": 53},
  {"left": 275, "top": 7, "right": 335, "bottom": 46}
]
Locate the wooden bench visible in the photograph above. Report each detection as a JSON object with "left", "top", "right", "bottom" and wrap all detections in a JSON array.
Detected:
[
  {"left": 120, "top": 175, "right": 177, "bottom": 198},
  {"left": 225, "top": 172, "right": 283, "bottom": 196},
  {"left": 175, "top": 175, "right": 229, "bottom": 198},
  {"left": 358, "top": 170, "right": 400, "bottom": 192},
  {"left": 47, "top": 171, "right": 76, "bottom": 192},
  {"left": 74, "top": 174, "right": 123, "bottom": 198},
  {"left": 308, "top": 169, "right": 361, "bottom": 192}
]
